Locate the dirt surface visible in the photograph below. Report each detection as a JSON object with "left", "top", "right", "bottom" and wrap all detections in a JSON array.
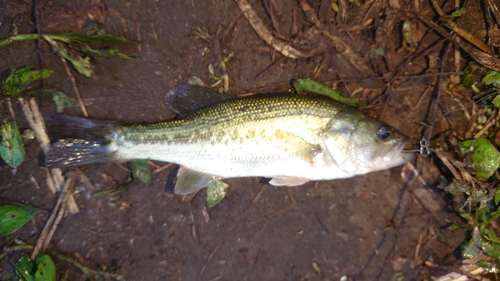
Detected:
[{"left": 0, "top": 0, "right": 479, "bottom": 280}]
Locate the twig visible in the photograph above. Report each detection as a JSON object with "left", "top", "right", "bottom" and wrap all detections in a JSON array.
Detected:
[
  {"left": 74, "top": 168, "right": 96, "bottom": 190},
  {"left": 425, "top": 260, "right": 487, "bottom": 281},
  {"left": 41, "top": 179, "right": 75, "bottom": 251},
  {"left": 198, "top": 241, "right": 223, "bottom": 278},
  {"left": 486, "top": 0, "right": 500, "bottom": 27},
  {"left": 233, "top": 0, "right": 308, "bottom": 59},
  {"left": 153, "top": 163, "right": 173, "bottom": 174},
  {"left": 61, "top": 58, "right": 88, "bottom": 117},
  {"left": 473, "top": 111, "right": 498, "bottom": 139},
  {"left": 18, "top": 98, "right": 51, "bottom": 155},
  {"left": 31, "top": 177, "right": 73, "bottom": 259},
  {"left": 298, "top": 0, "right": 376, "bottom": 76},
  {"left": 188, "top": 201, "right": 199, "bottom": 244},
  {"left": 425, "top": 42, "right": 452, "bottom": 142},
  {"left": 54, "top": 252, "right": 125, "bottom": 280},
  {"left": 0, "top": 244, "right": 34, "bottom": 260},
  {"left": 251, "top": 201, "right": 296, "bottom": 239},
  {"left": 44, "top": 168, "right": 57, "bottom": 193},
  {"left": 243, "top": 184, "right": 267, "bottom": 214},
  {"left": 134, "top": 15, "right": 142, "bottom": 51},
  {"left": 6, "top": 98, "right": 15, "bottom": 120},
  {"left": 29, "top": 174, "right": 41, "bottom": 190},
  {"left": 407, "top": 10, "right": 500, "bottom": 71},
  {"left": 430, "top": 0, "right": 490, "bottom": 54},
  {"left": 434, "top": 151, "right": 463, "bottom": 182}
]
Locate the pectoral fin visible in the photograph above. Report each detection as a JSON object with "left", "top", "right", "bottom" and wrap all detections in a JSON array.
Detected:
[
  {"left": 174, "top": 166, "right": 222, "bottom": 195},
  {"left": 269, "top": 176, "right": 310, "bottom": 186}
]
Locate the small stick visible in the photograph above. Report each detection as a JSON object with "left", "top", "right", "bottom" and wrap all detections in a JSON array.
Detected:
[
  {"left": 29, "top": 174, "right": 41, "bottom": 190},
  {"left": 31, "top": 177, "right": 73, "bottom": 259},
  {"left": 188, "top": 201, "right": 199, "bottom": 243},
  {"left": 413, "top": 222, "right": 428, "bottom": 266},
  {"left": 434, "top": 151, "right": 463, "bottom": 182},
  {"left": 134, "top": 15, "right": 142, "bottom": 51},
  {"left": 243, "top": 184, "right": 266, "bottom": 214},
  {"left": 0, "top": 244, "right": 35, "bottom": 260},
  {"left": 430, "top": 0, "right": 491, "bottom": 54},
  {"left": 198, "top": 241, "right": 223, "bottom": 278},
  {"left": 425, "top": 42, "right": 452, "bottom": 143},
  {"left": 18, "top": 98, "right": 51, "bottom": 155},
  {"left": 252, "top": 201, "right": 296, "bottom": 239},
  {"left": 74, "top": 168, "right": 96, "bottom": 190},
  {"left": 44, "top": 168, "right": 57, "bottom": 193},
  {"left": 54, "top": 252, "right": 125, "bottom": 280},
  {"left": 234, "top": 0, "right": 308, "bottom": 59},
  {"left": 42, "top": 179, "right": 75, "bottom": 251},
  {"left": 473, "top": 112, "right": 498, "bottom": 139},
  {"left": 153, "top": 163, "right": 173, "bottom": 174},
  {"left": 425, "top": 260, "right": 487, "bottom": 281},
  {"left": 6, "top": 98, "right": 15, "bottom": 120},
  {"left": 61, "top": 58, "right": 88, "bottom": 117}
]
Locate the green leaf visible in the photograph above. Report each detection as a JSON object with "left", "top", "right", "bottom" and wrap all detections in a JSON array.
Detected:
[
  {"left": 458, "top": 138, "right": 500, "bottom": 181},
  {"left": 448, "top": 223, "right": 467, "bottom": 230},
  {"left": 51, "top": 91, "right": 74, "bottom": 113},
  {"left": 80, "top": 45, "right": 139, "bottom": 60},
  {"left": 34, "top": 255, "right": 56, "bottom": 281},
  {"left": 0, "top": 119, "right": 26, "bottom": 168},
  {"left": 68, "top": 56, "right": 92, "bottom": 78},
  {"left": 128, "top": 159, "right": 151, "bottom": 183},
  {"left": 476, "top": 206, "right": 491, "bottom": 225},
  {"left": 450, "top": 7, "right": 466, "bottom": 18},
  {"left": 462, "top": 61, "right": 487, "bottom": 88},
  {"left": 0, "top": 204, "right": 38, "bottom": 235},
  {"left": 495, "top": 188, "right": 500, "bottom": 205},
  {"left": 1, "top": 67, "right": 53, "bottom": 97},
  {"left": 43, "top": 35, "right": 93, "bottom": 77},
  {"left": 482, "top": 71, "right": 500, "bottom": 86},
  {"left": 293, "top": 78, "right": 359, "bottom": 107},
  {"left": 484, "top": 228, "right": 500, "bottom": 244},
  {"left": 15, "top": 254, "right": 36, "bottom": 281},
  {"left": 462, "top": 227, "right": 483, "bottom": 259},
  {"left": 483, "top": 241, "right": 500, "bottom": 258},
  {"left": 53, "top": 33, "right": 128, "bottom": 44},
  {"left": 493, "top": 96, "right": 500, "bottom": 109},
  {"left": 207, "top": 180, "right": 229, "bottom": 208}
]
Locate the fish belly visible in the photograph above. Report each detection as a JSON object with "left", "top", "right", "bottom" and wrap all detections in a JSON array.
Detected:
[{"left": 115, "top": 117, "right": 338, "bottom": 180}]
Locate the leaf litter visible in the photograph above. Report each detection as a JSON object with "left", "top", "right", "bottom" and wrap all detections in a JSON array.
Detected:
[{"left": 6, "top": 0, "right": 500, "bottom": 280}]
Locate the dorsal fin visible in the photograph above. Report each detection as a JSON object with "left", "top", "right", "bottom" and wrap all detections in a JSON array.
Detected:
[{"left": 164, "top": 84, "right": 233, "bottom": 117}]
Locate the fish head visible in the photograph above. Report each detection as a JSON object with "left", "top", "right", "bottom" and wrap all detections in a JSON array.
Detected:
[{"left": 322, "top": 113, "right": 414, "bottom": 176}]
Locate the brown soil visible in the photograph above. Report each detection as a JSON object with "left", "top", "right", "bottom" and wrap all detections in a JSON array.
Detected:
[{"left": 0, "top": 0, "right": 478, "bottom": 280}]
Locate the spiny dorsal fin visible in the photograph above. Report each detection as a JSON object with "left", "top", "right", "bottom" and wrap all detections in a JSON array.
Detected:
[{"left": 164, "top": 84, "right": 233, "bottom": 117}]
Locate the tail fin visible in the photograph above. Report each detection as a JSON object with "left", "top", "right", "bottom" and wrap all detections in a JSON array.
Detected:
[{"left": 45, "top": 114, "right": 122, "bottom": 168}]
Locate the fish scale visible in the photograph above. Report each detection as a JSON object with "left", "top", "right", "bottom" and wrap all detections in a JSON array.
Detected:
[{"left": 46, "top": 91, "right": 413, "bottom": 194}]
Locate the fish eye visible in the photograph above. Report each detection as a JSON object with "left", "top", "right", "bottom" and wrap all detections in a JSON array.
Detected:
[{"left": 377, "top": 126, "right": 391, "bottom": 140}]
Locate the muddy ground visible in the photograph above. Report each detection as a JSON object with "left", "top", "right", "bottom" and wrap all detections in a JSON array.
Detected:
[{"left": 0, "top": 0, "right": 483, "bottom": 280}]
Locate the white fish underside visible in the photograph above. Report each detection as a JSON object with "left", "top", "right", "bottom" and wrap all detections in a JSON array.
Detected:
[{"left": 116, "top": 115, "right": 350, "bottom": 181}]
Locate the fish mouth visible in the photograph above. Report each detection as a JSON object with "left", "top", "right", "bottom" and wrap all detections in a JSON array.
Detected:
[{"left": 382, "top": 137, "right": 413, "bottom": 162}]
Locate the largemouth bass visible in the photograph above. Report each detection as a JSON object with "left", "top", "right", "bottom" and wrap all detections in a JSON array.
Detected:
[{"left": 45, "top": 85, "right": 414, "bottom": 194}]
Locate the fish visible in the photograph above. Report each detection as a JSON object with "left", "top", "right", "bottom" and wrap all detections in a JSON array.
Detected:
[{"left": 45, "top": 84, "right": 414, "bottom": 195}]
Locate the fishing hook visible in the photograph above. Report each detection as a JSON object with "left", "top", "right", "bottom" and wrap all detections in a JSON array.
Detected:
[{"left": 403, "top": 138, "right": 431, "bottom": 157}]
